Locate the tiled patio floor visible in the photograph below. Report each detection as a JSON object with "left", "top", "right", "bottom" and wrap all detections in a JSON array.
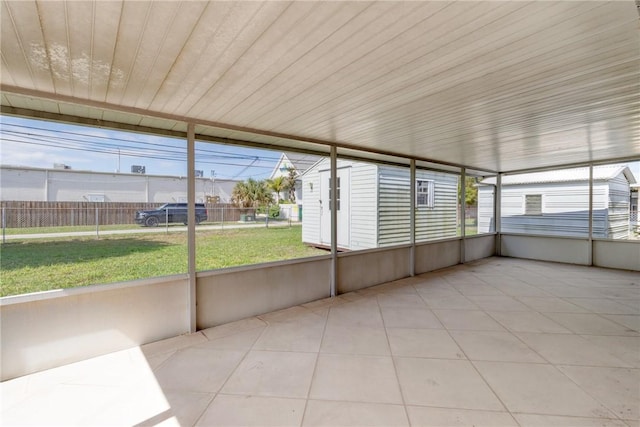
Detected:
[{"left": 2, "top": 257, "right": 638, "bottom": 426}]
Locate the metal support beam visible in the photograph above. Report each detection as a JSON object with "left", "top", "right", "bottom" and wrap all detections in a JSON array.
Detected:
[
  {"left": 187, "top": 123, "right": 197, "bottom": 332},
  {"left": 410, "top": 160, "right": 416, "bottom": 276},
  {"left": 496, "top": 173, "right": 502, "bottom": 256},
  {"left": 330, "top": 146, "right": 338, "bottom": 297},
  {"left": 588, "top": 163, "right": 594, "bottom": 266},
  {"left": 460, "top": 168, "right": 466, "bottom": 263}
]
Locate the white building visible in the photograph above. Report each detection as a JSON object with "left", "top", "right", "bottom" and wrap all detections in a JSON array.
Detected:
[
  {"left": 478, "top": 165, "right": 636, "bottom": 239},
  {"left": 301, "top": 158, "right": 459, "bottom": 250},
  {"left": 269, "top": 152, "right": 322, "bottom": 203},
  {"left": 269, "top": 152, "right": 322, "bottom": 221},
  {"left": 0, "top": 165, "right": 238, "bottom": 203}
]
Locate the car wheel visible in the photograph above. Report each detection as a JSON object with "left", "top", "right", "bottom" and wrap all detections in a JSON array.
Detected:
[{"left": 145, "top": 216, "right": 159, "bottom": 227}]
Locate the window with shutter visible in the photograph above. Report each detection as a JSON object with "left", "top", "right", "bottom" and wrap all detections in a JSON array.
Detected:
[
  {"left": 525, "top": 194, "right": 542, "bottom": 215},
  {"left": 416, "top": 179, "right": 435, "bottom": 208}
]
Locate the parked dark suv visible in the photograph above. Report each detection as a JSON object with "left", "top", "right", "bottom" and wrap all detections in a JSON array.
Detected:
[{"left": 135, "top": 203, "right": 208, "bottom": 227}]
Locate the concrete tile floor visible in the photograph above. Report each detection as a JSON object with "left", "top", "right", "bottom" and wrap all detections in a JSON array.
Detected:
[{"left": 1, "top": 257, "right": 638, "bottom": 426}]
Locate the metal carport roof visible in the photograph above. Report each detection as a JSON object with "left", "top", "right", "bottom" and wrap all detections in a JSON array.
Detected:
[{"left": 1, "top": 1, "right": 639, "bottom": 173}]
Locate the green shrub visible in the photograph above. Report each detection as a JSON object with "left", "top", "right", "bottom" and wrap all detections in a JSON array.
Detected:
[{"left": 257, "top": 205, "right": 280, "bottom": 218}]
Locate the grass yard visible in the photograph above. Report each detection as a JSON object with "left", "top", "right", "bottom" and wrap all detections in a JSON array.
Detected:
[
  {"left": 0, "top": 226, "right": 326, "bottom": 297},
  {"left": 2, "top": 223, "right": 141, "bottom": 235}
]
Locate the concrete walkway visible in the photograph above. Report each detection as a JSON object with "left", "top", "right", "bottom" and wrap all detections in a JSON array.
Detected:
[{"left": 2, "top": 221, "right": 295, "bottom": 241}]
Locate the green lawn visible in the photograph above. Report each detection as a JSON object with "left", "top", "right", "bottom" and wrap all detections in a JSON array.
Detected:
[
  {"left": 0, "top": 226, "right": 326, "bottom": 297},
  {"left": 1, "top": 223, "right": 141, "bottom": 235}
]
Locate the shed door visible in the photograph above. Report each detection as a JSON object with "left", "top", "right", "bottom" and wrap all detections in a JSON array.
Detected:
[{"left": 319, "top": 168, "right": 350, "bottom": 248}]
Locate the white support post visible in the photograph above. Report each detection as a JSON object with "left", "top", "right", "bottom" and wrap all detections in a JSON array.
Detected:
[
  {"left": 410, "top": 160, "right": 416, "bottom": 276},
  {"left": 588, "top": 164, "right": 593, "bottom": 266},
  {"left": 187, "top": 123, "right": 197, "bottom": 333},
  {"left": 330, "top": 146, "right": 337, "bottom": 297},
  {"left": 496, "top": 173, "right": 502, "bottom": 256},
  {"left": 460, "top": 168, "right": 466, "bottom": 263}
]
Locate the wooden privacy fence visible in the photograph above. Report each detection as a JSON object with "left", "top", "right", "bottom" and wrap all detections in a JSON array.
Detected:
[{"left": 0, "top": 201, "right": 249, "bottom": 228}]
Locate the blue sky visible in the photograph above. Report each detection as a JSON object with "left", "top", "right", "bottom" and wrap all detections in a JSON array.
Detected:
[
  {"left": 0, "top": 115, "right": 280, "bottom": 180},
  {"left": 1, "top": 114, "right": 639, "bottom": 182}
]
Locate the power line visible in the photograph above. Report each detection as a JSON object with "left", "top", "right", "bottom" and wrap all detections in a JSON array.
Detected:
[
  {"left": 0, "top": 119, "right": 284, "bottom": 179},
  {"left": 1, "top": 122, "right": 281, "bottom": 161},
  {"left": 1, "top": 137, "right": 275, "bottom": 170}
]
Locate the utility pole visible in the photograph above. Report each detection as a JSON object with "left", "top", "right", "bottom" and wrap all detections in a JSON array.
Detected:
[{"left": 210, "top": 170, "right": 216, "bottom": 201}]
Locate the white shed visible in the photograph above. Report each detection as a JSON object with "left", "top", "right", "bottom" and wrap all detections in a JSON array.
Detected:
[
  {"left": 478, "top": 165, "right": 636, "bottom": 239},
  {"left": 301, "top": 158, "right": 458, "bottom": 250}
]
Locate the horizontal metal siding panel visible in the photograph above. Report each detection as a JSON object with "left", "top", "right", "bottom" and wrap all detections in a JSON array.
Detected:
[
  {"left": 497, "top": 182, "right": 608, "bottom": 238},
  {"left": 607, "top": 174, "right": 631, "bottom": 239},
  {"left": 478, "top": 187, "right": 495, "bottom": 233},
  {"left": 350, "top": 163, "right": 378, "bottom": 249},
  {"left": 415, "top": 171, "right": 458, "bottom": 241},
  {"left": 301, "top": 171, "right": 321, "bottom": 244},
  {"left": 378, "top": 166, "right": 411, "bottom": 246}
]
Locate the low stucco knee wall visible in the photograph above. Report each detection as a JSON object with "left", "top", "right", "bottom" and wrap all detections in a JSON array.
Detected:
[
  {"left": 415, "top": 239, "right": 461, "bottom": 274},
  {"left": 593, "top": 239, "right": 640, "bottom": 271},
  {"left": 501, "top": 234, "right": 640, "bottom": 271},
  {"left": 465, "top": 234, "right": 496, "bottom": 262},
  {"left": 0, "top": 276, "right": 190, "bottom": 381},
  {"left": 337, "top": 246, "right": 412, "bottom": 293},
  {"left": 196, "top": 256, "right": 332, "bottom": 329},
  {"left": 501, "top": 234, "right": 590, "bottom": 265},
  {"left": 337, "top": 239, "right": 476, "bottom": 293}
]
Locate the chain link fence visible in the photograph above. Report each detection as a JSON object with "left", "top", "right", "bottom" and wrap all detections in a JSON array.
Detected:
[{"left": 1, "top": 202, "right": 299, "bottom": 242}]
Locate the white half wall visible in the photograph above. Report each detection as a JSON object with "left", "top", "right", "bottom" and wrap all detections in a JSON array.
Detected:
[
  {"left": 465, "top": 235, "right": 496, "bottom": 262},
  {"left": 1, "top": 276, "right": 189, "bottom": 381},
  {"left": 196, "top": 257, "right": 331, "bottom": 328},
  {"left": 415, "top": 239, "right": 461, "bottom": 274},
  {"left": 501, "top": 234, "right": 590, "bottom": 265},
  {"left": 593, "top": 239, "right": 640, "bottom": 271},
  {"left": 338, "top": 246, "right": 412, "bottom": 293}
]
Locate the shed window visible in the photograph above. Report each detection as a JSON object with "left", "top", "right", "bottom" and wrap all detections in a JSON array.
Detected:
[
  {"left": 416, "top": 179, "right": 435, "bottom": 208},
  {"left": 525, "top": 194, "right": 542, "bottom": 215},
  {"left": 329, "top": 177, "right": 341, "bottom": 211}
]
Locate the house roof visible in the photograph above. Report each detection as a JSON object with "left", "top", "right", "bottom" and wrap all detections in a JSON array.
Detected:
[
  {"left": 270, "top": 152, "right": 323, "bottom": 178},
  {"left": 481, "top": 165, "right": 637, "bottom": 186}
]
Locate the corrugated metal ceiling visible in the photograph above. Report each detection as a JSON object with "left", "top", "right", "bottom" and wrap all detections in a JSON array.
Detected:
[{"left": 1, "top": 1, "right": 639, "bottom": 173}]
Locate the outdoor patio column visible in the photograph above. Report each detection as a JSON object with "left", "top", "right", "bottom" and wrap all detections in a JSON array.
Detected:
[
  {"left": 496, "top": 173, "right": 502, "bottom": 256},
  {"left": 410, "top": 159, "right": 416, "bottom": 276},
  {"left": 460, "top": 167, "right": 466, "bottom": 263},
  {"left": 187, "top": 123, "right": 197, "bottom": 332},
  {"left": 588, "top": 163, "right": 594, "bottom": 266},
  {"left": 330, "top": 146, "right": 337, "bottom": 297}
]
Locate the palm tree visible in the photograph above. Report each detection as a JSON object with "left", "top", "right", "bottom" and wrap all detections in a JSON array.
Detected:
[
  {"left": 267, "top": 176, "right": 286, "bottom": 204},
  {"left": 232, "top": 178, "right": 274, "bottom": 210},
  {"left": 231, "top": 180, "right": 251, "bottom": 209},
  {"left": 283, "top": 167, "right": 298, "bottom": 203}
]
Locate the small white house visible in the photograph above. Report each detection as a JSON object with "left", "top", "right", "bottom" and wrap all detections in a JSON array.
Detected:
[
  {"left": 269, "top": 152, "right": 322, "bottom": 221},
  {"left": 477, "top": 165, "right": 636, "bottom": 239},
  {"left": 300, "top": 158, "right": 458, "bottom": 250}
]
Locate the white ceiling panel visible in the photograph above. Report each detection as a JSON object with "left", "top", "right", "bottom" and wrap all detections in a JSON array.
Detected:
[{"left": 1, "top": 0, "right": 638, "bottom": 173}]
